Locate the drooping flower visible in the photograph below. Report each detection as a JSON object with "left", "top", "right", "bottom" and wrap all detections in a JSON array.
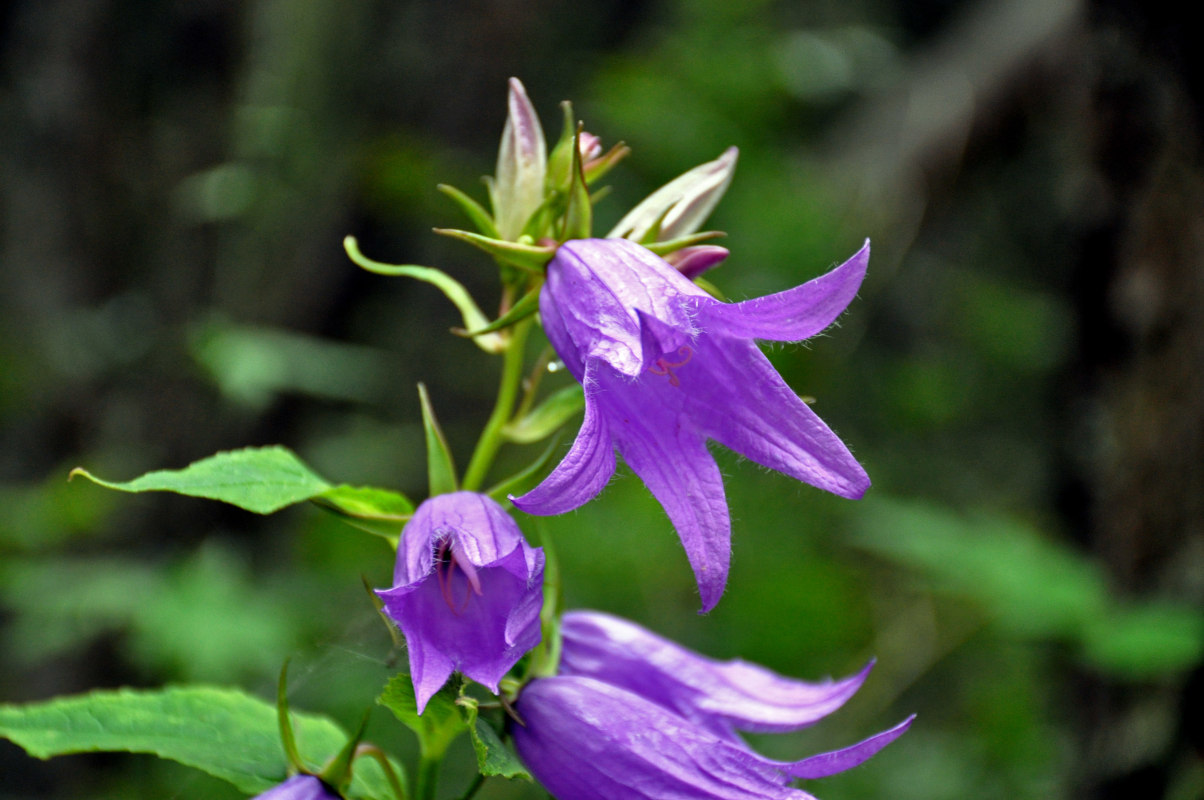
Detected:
[
  {"left": 251, "top": 775, "right": 340, "bottom": 800},
  {"left": 512, "top": 611, "right": 912, "bottom": 800},
  {"left": 558, "top": 611, "right": 873, "bottom": 740},
  {"left": 376, "top": 492, "right": 544, "bottom": 713},
  {"left": 512, "top": 238, "right": 870, "bottom": 611}
]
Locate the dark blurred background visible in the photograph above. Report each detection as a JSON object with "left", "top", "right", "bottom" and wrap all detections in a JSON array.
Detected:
[{"left": 2, "top": 0, "right": 1202, "bottom": 798}]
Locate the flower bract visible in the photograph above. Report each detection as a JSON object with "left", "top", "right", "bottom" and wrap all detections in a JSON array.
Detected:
[
  {"left": 376, "top": 491, "right": 544, "bottom": 712},
  {"left": 512, "top": 238, "right": 870, "bottom": 611}
]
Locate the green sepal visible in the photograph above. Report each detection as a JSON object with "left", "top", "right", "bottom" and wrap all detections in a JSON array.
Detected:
[
  {"left": 583, "top": 142, "right": 630, "bottom": 185},
  {"left": 68, "top": 445, "right": 332, "bottom": 515},
  {"left": 277, "top": 661, "right": 306, "bottom": 774},
  {"left": 362, "top": 576, "right": 404, "bottom": 649},
  {"left": 344, "top": 236, "right": 505, "bottom": 354},
  {"left": 635, "top": 204, "right": 675, "bottom": 245},
  {"left": 317, "top": 712, "right": 368, "bottom": 791},
  {"left": 311, "top": 485, "right": 413, "bottom": 545},
  {"left": 459, "top": 698, "right": 531, "bottom": 781},
  {"left": 501, "top": 384, "right": 584, "bottom": 444},
  {"left": 433, "top": 228, "right": 555, "bottom": 272},
  {"left": 418, "top": 383, "right": 458, "bottom": 496},
  {"left": 437, "top": 183, "right": 500, "bottom": 239},
  {"left": 455, "top": 283, "right": 542, "bottom": 340},
  {"left": 693, "top": 275, "right": 726, "bottom": 301},
  {"left": 545, "top": 101, "right": 577, "bottom": 195},
  {"left": 377, "top": 674, "right": 466, "bottom": 762},
  {"left": 643, "top": 230, "right": 726, "bottom": 257},
  {"left": 560, "top": 125, "right": 591, "bottom": 241}
]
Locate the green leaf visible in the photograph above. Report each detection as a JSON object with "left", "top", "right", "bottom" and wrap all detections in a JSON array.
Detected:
[
  {"left": 0, "top": 685, "right": 399, "bottom": 799},
  {"left": 461, "top": 700, "right": 530, "bottom": 780},
  {"left": 1081, "top": 603, "right": 1204, "bottom": 678},
  {"left": 502, "top": 385, "right": 584, "bottom": 444},
  {"left": 69, "top": 445, "right": 332, "bottom": 515},
  {"left": 852, "top": 497, "right": 1108, "bottom": 639},
  {"left": 312, "top": 485, "right": 414, "bottom": 543},
  {"left": 418, "top": 383, "right": 458, "bottom": 496},
  {"left": 377, "top": 674, "right": 466, "bottom": 761},
  {"left": 343, "top": 236, "right": 506, "bottom": 354}
]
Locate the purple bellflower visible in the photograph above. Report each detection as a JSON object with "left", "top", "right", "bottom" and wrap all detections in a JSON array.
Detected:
[
  {"left": 376, "top": 492, "right": 544, "bottom": 713},
  {"left": 251, "top": 775, "right": 339, "bottom": 800},
  {"left": 512, "top": 611, "right": 913, "bottom": 800},
  {"left": 512, "top": 238, "right": 870, "bottom": 611}
]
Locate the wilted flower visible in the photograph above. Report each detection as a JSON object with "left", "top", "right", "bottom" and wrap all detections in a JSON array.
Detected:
[
  {"left": 512, "top": 239, "right": 870, "bottom": 611},
  {"left": 377, "top": 492, "right": 544, "bottom": 712},
  {"left": 513, "top": 611, "right": 912, "bottom": 800},
  {"left": 251, "top": 775, "right": 339, "bottom": 800}
]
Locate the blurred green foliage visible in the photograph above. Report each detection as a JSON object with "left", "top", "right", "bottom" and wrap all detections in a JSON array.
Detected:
[{"left": 2, "top": 0, "right": 1202, "bottom": 798}]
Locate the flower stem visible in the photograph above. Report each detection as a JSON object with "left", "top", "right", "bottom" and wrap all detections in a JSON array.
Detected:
[
  {"left": 416, "top": 753, "right": 440, "bottom": 800},
  {"left": 462, "top": 317, "right": 532, "bottom": 491}
]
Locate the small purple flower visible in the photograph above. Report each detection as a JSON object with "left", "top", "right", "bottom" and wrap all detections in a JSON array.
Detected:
[
  {"left": 376, "top": 492, "right": 544, "bottom": 713},
  {"left": 512, "top": 238, "right": 870, "bottom": 611},
  {"left": 513, "top": 612, "right": 912, "bottom": 800},
  {"left": 252, "top": 775, "right": 339, "bottom": 800}
]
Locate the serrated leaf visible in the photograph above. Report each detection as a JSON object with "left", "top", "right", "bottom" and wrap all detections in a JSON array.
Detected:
[
  {"left": 502, "top": 385, "right": 584, "bottom": 444},
  {"left": 0, "top": 686, "right": 399, "bottom": 799},
  {"left": 312, "top": 485, "right": 414, "bottom": 543},
  {"left": 461, "top": 700, "right": 530, "bottom": 780},
  {"left": 69, "top": 446, "right": 332, "bottom": 515},
  {"left": 377, "top": 674, "right": 465, "bottom": 760}
]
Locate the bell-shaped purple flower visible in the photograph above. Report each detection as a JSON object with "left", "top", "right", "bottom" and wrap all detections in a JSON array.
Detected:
[
  {"left": 251, "top": 775, "right": 339, "bottom": 800},
  {"left": 512, "top": 238, "right": 870, "bottom": 611},
  {"left": 513, "top": 612, "right": 913, "bottom": 800},
  {"left": 559, "top": 611, "right": 873, "bottom": 740},
  {"left": 376, "top": 492, "right": 544, "bottom": 713}
]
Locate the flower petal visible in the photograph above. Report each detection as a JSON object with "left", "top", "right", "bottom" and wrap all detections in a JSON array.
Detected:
[
  {"left": 680, "top": 339, "right": 870, "bottom": 499},
  {"left": 514, "top": 676, "right": 814, "bottom": 800},
  {"left": 778, "top": 715, "right": 916, "bottom": 779},
  {"left": 693, "top": 241, "right": 868, "bottom": 342},
  {"left": 511, "top": 364, "right": 617, "bottom": 516},
  {"left": 560, "top": 611, "right": 874, "bottom": 736},
  {"left": 595, "top": 365, "right": 730, "bottom": 613}
]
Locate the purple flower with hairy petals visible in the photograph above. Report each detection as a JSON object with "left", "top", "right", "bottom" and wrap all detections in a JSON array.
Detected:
[
  {"left": 512, "top": 238, "right": 870, "bottom": 611},
  {"left": 376, "top": 492, "right": 543, "bottom": 713},
  {"left": 559, "top": 611, "right": 873, "bottom": 740},
  {"left": 251, "top": 775, "right": 339, "bottom": 800},
  {"left": 513, "top": 613, "right": 913, "bottom": 800}
]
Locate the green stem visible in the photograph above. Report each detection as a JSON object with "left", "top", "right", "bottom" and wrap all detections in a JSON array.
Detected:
[
  {"left": 462, "top": 317, "right": 533, "bottom": 491},
  {"left": 416, "top": 753, "right": 441, "bottom": 800},
  {"left": 457, "top": 772, "right": 486, "bottom": 800}
]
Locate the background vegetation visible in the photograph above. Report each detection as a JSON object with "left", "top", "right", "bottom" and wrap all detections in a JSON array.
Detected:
[{"left": 2, "top": 0, "right": 1201, "bottom": 797}]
